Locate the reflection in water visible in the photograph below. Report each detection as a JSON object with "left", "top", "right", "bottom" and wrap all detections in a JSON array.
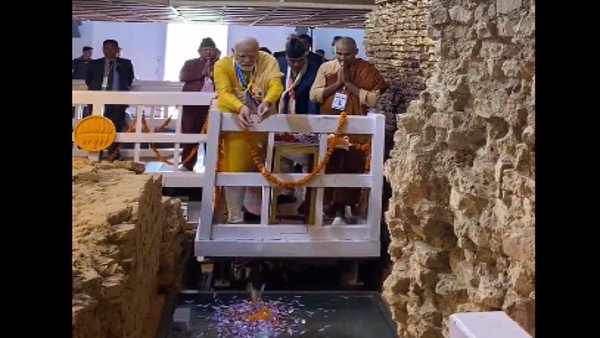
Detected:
[{"left": 162, "top": 291, "right": 396, "bottom": 338}]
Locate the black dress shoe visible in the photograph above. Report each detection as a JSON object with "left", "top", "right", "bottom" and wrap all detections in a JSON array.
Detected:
[{"left": 242, "top": 207, "right": 261, "bottom": 223}]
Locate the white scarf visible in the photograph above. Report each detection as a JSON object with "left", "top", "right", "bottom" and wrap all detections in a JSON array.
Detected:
[{"left": 278, "top": 62, "right": 307, "bottom": 115}]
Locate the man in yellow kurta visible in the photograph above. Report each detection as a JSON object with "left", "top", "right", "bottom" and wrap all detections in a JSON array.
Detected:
[{"left": 214, "top": 36, "right": 284, "bottom": 223}]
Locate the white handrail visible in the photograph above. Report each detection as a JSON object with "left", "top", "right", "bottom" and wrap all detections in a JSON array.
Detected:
[{"left": 72, "top": 89, "right": 386, "bottom": 257}]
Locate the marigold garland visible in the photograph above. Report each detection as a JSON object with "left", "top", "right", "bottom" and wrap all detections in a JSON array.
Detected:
[
  {"left": 242, "top": 111, "right": 349, "bottom": 189},
  {"left": 242, "top": 111, "right": 373, "bottom": 216},
  {"left": 108, "top": 109, "right": 370, "bottom": 211},
  {"left": 107, "top": 118, "right": 148, "bottom": 162},
  {"left": 109, "top": 115, "right": 208, "bottom": 166}
]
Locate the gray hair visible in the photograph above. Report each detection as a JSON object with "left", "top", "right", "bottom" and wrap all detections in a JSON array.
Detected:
[{"left": 232, "top": 36, "right": 259, "bottom": 51}]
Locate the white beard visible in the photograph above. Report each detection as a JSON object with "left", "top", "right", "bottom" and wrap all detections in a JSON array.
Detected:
[{"left": 237, "top": 64, "right": 254, "bottom": 72}]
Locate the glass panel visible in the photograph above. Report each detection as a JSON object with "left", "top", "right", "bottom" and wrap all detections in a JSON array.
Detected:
[{"left": 158, "top": 291, "right": 396, "bottom": 338}]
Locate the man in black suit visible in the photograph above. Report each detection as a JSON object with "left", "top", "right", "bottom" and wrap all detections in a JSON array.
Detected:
[
  {"left": 85, "top": 39, "right": 135, "bottom": 159},
  {"left": 72, "top": 46, "right": 93, "bottom": 79}
]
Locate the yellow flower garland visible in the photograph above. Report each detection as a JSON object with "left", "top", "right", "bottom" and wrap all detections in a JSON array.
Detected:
[
  {"left": 239, "top": 111, "right": 372, "bottom": 211},
  {"left": 109, "top": 115, "right": 207, "bottom": 165},
  {"left": 109, "top": 111, "right": 370, "bottom": 208},
  {"left": 242, "top": 111, "right": 348, "bottom": 189}
]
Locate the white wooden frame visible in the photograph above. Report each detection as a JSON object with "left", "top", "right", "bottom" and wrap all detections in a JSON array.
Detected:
[
  {"left": 196, "top": 111, "right": 385, "bottom": 258},
  {"left": 72, "top": 90, "right": 215, "bottom": 187},
  {"left": 72, "top": 89, "right": 385, "bottom": 258},
  {"left": 72, "top": 80, "right": 187, "bottom": 156}
]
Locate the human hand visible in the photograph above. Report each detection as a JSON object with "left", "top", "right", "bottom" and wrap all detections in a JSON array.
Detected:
[
  {"left": 202, "top": 60, "right": 212, "bottom": 76},
  {"left": 237, "top": 105, "right": 254, "bottom": 128},
  {"left": 340, "top": 62, "right": 352, "bottom": 85},
  {"left": 337, "top": 62, "right": 345, "bottom": 85},
  {"left": 257, "top": 101, "right": 271, "bottom": 123}
]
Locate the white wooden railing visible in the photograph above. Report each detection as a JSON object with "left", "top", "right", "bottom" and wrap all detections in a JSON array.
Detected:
[
  {"left": 72, "top": 90, "right": 215, "bottom": 187},
  {"left": 72, "top": 80, "right": 186, "bottom": 137},
  {"left": 72, "top": 90, "right": 385, "bottom": 258},
  {"left": 72, "top": 79, "right": 184, "bottom": 92}
]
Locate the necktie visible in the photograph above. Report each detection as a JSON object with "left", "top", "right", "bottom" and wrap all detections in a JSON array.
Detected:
[{"left": 106, "top": 60, "right": 115, "bottom": 91}]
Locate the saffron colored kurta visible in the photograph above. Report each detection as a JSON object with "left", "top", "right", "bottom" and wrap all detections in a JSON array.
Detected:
[
  {"left": 309, "top": 58, "right": 388, "bottom": 207},
  {"left": 214, "top": 52, "right": 284, "bottom": 172}
]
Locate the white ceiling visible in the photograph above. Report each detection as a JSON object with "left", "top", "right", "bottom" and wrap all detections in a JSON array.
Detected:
[{"left": 72, "top": 0, "right": 374, "bottom": 28}]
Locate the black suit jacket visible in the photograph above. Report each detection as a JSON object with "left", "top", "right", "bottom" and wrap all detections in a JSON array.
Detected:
[{"left": 85, "top": 57, "right": 135, "bottom": 91}]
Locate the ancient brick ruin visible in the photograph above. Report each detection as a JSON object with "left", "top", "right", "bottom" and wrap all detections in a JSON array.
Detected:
[
  {"left": 72, "top": 159, "right": 192, "bottom": 338},
  {"left": 71, "top": 0, "right": 534, "bottom": 336},
  {"left": 366, "top": 0, "right": 535, "bottom": 337}
]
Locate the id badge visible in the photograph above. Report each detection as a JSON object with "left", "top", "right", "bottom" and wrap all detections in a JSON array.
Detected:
[
  {"left": 102, "top": 76, "right": 108, "bottom": 90},
  {"left": 331, "top": 92, "right": 348, "bottom": 110}
]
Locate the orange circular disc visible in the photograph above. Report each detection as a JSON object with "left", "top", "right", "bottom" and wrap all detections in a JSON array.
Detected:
[{"left": 73, "top": 115, "right": 117, "bottom": 152}]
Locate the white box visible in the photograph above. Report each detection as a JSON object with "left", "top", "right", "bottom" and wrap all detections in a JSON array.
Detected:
[{"left": 449, "top": 311, "right": 532, "bottom": 338}]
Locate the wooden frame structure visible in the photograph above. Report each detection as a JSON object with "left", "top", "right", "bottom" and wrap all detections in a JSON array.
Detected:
[{"left": 72, "top": 89, "right": 384, "bottom": 258}]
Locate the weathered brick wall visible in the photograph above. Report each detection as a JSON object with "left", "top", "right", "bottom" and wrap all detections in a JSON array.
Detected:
[
  {"left": 374, "top": 0, "right": 535, "bottom": 337},
  {"left": 365, "top": 1, "right": 438, "bottom": 286},
  {"left": 365, "top": 0, "right": 436, "bottom": 134},
  {"left": 72, "top": 159, "right": 189, "bottom": 338}
]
